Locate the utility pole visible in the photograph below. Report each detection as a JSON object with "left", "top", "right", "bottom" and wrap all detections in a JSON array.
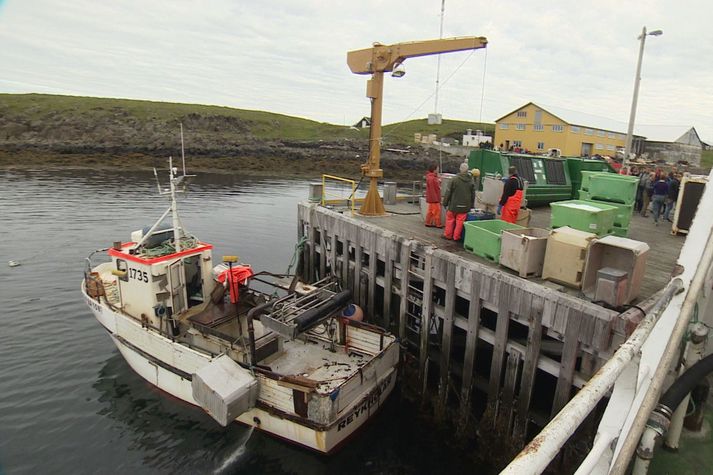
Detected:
[{"left": 623, "top": 26, "right": 663, "bottom": 170}]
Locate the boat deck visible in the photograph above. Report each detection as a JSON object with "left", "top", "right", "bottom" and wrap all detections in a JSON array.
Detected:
[
  {"left": 263, "top": 336, "right": 368, "bottom": 393},
  {"left": 358, "top": 202, "right": 685, "bottom": 302}
]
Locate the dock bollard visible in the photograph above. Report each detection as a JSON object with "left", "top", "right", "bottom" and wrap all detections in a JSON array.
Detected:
[
  {"left": 383, "top": 182, "right": 397, "bottom": 205},
  {"left": 309, "top": 183, "right": 323, "bottom": 203}
]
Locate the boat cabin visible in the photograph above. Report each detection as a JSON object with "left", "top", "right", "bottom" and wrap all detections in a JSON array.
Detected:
[{"left": 106, "top": 229, "right": 215, "bottom": 330}]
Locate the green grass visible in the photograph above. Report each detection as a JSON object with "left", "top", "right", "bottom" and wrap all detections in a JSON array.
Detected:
[
  {"left": 382, "top": 118, "right": 494, "bottom": 145},
  {"left": 701, "top": 149, "right": 713, "bottom": 169},
  {"left": 0, "top": 93, "right": 492, "bottom": 144}
]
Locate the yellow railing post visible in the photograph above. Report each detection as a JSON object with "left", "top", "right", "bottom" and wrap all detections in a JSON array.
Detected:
[{"left": 321, "top": 174, "right": 358, "bottom": 214}]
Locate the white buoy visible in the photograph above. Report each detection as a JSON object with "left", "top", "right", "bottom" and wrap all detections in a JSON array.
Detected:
[{"left": 8, "top": 260, "right": 20, "bottom": 267}]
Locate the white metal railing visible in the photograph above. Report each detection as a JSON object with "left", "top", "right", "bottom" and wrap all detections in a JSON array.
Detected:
[{"left": 502, "top": 169, "right": 713, "bottom": 475}]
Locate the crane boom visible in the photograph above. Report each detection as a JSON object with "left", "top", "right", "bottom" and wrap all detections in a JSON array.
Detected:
[
  {"left": 346, "top": 36, "right": 488, "bottom": 216},
  {"left": 347, "top": 36, "right": 488, "bottom": 74}
]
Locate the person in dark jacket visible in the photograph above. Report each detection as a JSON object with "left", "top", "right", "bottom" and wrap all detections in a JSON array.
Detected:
[
  {"left": 651, "top": 177, "right": 669, "bottom": 225},
  {"left": 442, "top": 163, "right": 475, "bottom": 240},
  {"left": 665, "top": 172, "right": 680, "bottom": 222},
  {"left": 499, "top": 166, "right": 525, "bottom": 223},
  {"left": 424, "top": 162, "right": 442, "bottom": 227},
  {"left": 639, "top": 171, "right": 653, "bottom": 217}
]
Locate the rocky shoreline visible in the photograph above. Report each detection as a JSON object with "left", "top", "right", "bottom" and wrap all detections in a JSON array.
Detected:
[{"left": 0, "top": 143, "right": 468, "bottom": 183}]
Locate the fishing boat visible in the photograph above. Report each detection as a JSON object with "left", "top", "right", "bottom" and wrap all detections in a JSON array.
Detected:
[{"left": 81, "top": 161, "right": 399, "bottom": 453}]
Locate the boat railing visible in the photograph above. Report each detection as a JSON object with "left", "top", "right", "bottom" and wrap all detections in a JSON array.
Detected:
[{"left": 502, "top": 169, "right": 713, "bottom": 475}]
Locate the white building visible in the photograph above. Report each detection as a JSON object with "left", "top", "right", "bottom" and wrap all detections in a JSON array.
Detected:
[{"left": 462, "top": 129, "right": 492, "bottom": 147}]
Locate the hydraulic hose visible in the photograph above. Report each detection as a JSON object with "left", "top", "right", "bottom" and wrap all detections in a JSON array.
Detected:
[{"left": 659, "top": 353, "right": 713, "bottom": 413}]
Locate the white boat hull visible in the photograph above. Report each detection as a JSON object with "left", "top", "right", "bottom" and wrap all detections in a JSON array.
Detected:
[{"left": 84, "top": 290, "right": 397, "bottom": 453}]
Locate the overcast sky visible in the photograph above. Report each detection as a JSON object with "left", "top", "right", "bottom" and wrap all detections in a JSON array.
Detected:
[{"left": 1, "top": 0, "right": 711, "bottom": 141}]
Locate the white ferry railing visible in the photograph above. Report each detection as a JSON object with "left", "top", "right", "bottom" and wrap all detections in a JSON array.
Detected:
[{"left": 502, "top": 169, "right": 713, "bottom": 475}]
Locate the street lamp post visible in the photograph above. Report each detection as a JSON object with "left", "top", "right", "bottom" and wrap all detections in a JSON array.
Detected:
[{"left": 623, "top": 26, "right": 663, "bottom": 170}]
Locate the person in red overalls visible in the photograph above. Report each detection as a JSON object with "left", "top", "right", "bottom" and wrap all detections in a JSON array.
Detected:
[
  {"left": 499, "top": 166, "right": 525, "bottom": 224},
  {"left": 424, "top": 162, "right": 442, "bottom": 227}
]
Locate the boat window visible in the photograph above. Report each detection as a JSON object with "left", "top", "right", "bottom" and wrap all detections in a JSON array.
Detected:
[
  {"left": 544, "top": 160, "right": 567, "bottom": 185},
  {"left": 116, "top": 259, "right": 129, "bottom": 282}
]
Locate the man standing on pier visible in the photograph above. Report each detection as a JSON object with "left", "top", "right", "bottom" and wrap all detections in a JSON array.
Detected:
[
  {"left": 424, "top": 162, "right": 442, "bottom": 228},
  {"left": 442, "top": 162, "right": 475, "bottom": 240},
  {"left": 499, "top": 166, "right": 525, "bottom": 224}
]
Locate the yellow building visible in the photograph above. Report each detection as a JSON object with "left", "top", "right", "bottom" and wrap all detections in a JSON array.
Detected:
[{"left": 494, "top": 102, "right": 639, "bottom": 157}]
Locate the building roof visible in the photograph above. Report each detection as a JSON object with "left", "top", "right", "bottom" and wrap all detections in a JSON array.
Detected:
[{"left": 494, "top": 101, "right": 641, "bottom": 137}]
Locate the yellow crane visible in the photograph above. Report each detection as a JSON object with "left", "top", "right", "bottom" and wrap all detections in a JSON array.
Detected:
[{"left": 347, "top": 36, "right": 488, "bottom": 216}]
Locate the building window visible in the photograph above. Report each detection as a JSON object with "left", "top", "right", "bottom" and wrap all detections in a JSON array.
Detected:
[
  {"left": 552, "top": 125, "right": 564, "bottom": 132},
  {"left": 516, "top": 124, "right": 526, "bottom": 131},
  {"left": 534, "top": 124, "right": 544, "bottom": 131},
  {"left": 537, "top": 142, "right": 545, "bottom": 150},
  {"left": 513, "top": 140, "right": 522, "bottom": 147},
  {"left": 570, "top": 126, "right": 580, "bottom": 133},
  {"left": 618, "top": 134, "right": 625, "bottom": 141},
  {"left": 607, "top": 132, "right": 615, "bottom": 139},
  {"left": 517, "top": 111, "right": 527, "bottom": 117},
  {"left": 500, "top": 123, "right": 509, "bottom": 129},
  {"left": 606, "top": 144, "right": 615, "bottom": 150},
  {"left": 596, "top": 130, "right": 605, "bottom": 137},
  {"left": 595, "top": 143, "right": 604, "bottom": 150},
  {"left": 584, "top": 128, "right": 594, "bottom": 135}
]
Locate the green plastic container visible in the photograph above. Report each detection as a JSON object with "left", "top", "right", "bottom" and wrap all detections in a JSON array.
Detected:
[
  {"left": 550, "top": 200, "right": 618, "bottom": 237},
  {"left": 577, "top": 190, "right": 591, "bottom": 200},
  {"left": 588, "top": 174, "right": 638, "bottom": 205},
  {"left": 463, "top": 220, "right": 525, "bottom": 262},
  {"left": 587, "top": 199, "right": 634, "bottom": 229},
  {"left": 611, "top": 226, "right": 629, "bottom": 238},
  {"left": 566, "top": 158, "right": 616, "bottom": 198}
]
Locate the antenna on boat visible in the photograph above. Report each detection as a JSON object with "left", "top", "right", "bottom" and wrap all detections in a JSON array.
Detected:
[
  {"left": 180, "top": 122, "right": 186, "bottom": 176},
  {"left": 137, "top": 155, "right": 192, "bottom": 253}
]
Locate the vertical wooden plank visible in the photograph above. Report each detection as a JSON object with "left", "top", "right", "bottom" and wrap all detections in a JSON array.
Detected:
[
  {"left": 367, "top": 232, "right": 377, "bottom": 320},
  {"left": 329, "top": 233, "right": 337, "bottom": 278},
  {"left": 457, "top": 268, "right": 482, "bottom": 435},
  {"left": 398, "top": 240, "right": 412, "bottom": 342},
  {"left": 488, "top": 280, "right": 511, "bottom": 407},
  {"left": 437, "top": 260, "right": 457, "bottom": 415},
  {"left": 514, "top": 293, "right": 543, "bottom": 439},
  {"left": 341, "top": 237, "right": 349, "bottom": 291},
  {"left": 500, "top": 351, "right": 522, "bottom": 432},
  {"left": 307, "top": 210, "right": 316, "bottom": 283},
  {"left": 296, "top": 216, "right": 305, "bottom": 281},
  {"left": 551, "top": 307, "right": 583, "bottom": 417},
  {"left": 354, "top": 228, "right": 362, "bottom": 307},
  {"left": 318, "top": 228, "right": 326, "bottom": 281},
  {"left": 382, "top": 236, "right": 394, "bottom": 330},
  {"left": 419, "top": 251, "right": 434, "bottom": 397}
]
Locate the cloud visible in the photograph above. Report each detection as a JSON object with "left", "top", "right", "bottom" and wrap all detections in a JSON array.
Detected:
[{"left": 1, "top": 0, "right": 711, "bottom": 140}]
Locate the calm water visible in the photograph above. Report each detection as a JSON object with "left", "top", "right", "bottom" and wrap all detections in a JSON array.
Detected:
[{"left": 0, "top": 168, "right": 488, "bottom": 474}]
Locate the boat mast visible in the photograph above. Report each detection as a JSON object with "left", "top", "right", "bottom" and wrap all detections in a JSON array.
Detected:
[{"left": 168, "top": 156, "right": 185, "bottom": 253}]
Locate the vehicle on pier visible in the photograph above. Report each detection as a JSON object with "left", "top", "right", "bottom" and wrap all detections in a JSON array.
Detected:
[{"left": 81, "top": 162, "right": 398, "bottom": 454}]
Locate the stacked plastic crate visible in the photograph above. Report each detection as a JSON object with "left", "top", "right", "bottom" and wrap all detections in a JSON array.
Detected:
[{"left": 578, "top": 171, "right": 638, "bottom": 237}]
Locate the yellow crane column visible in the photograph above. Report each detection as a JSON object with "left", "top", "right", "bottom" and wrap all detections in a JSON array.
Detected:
[{"left": 347, "top": 36, "right": 488, "bottom": 216}]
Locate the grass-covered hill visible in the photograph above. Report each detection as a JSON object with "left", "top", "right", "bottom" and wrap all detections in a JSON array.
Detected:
[{"left": 0, "top": 93, "right": 494, "bottom": 179}]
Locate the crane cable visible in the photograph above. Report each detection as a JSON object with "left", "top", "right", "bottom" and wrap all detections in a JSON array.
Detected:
[{"left": 381, "top": 47, "right": 487, "bottom": 142}]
